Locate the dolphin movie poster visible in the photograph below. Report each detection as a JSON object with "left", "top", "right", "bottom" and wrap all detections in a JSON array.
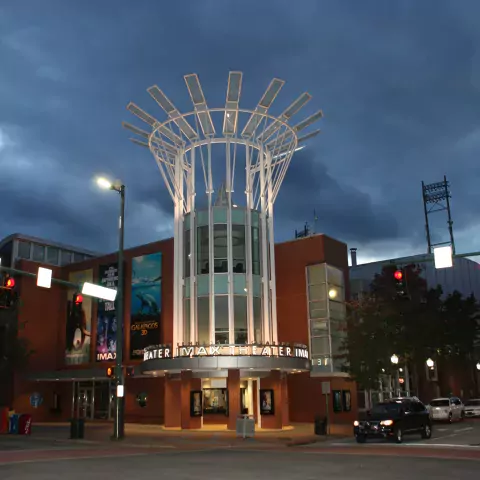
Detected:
[
  {"left": 130, "top": 252, "right": 162, "bottom": 358},
  {"left": 65, "top": 269, "right": 93, "bottom": 365},
  {"left": 96, "top": 263, "right": 119, "bottom": 362}
]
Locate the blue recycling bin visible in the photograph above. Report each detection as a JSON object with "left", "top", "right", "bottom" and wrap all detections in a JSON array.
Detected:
[{"left": 9, "top": 414, "right": 19, "bottom": 434}]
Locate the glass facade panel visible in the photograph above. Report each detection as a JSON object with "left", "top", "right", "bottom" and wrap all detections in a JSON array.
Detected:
[
  {"left": 185, "top": 282, "right": 191, "bottom": 298},
  {"left": 46, "top": 247, "right": 59, "bottom": 265},
  {"left": 252, "top": 275, "right": 262, "bottom": 297},
  {"left": 329, "top": 300, "right": 346, "bottom": 320},
  {"left": 311, "top": 320, "right": 329, "bottom": 336},
  {"left": 197, "top": 210, "right": 209, "bottom": 226},
  {"left": 17, "top": 241, "right": 30, "bottom": 259},
  {"left": 233, "top": 274, "right": 246, "bottom": 294},
  {"left": 32, "top": 244, "right": 45, "bottom": 262},
  {"left": 309, "top": 300, "right": 327, "bottom": 319},
  {"left": 197, "top": 297, "right": 210, "bottom": 345},
  {"left": 184, "top": 299, "right": 191, "bottom": 342},
  {"left": 197, "top": 226, "right": 209, "bottom": 274},
  {"left": 73, "top": 252, "right": 84, "bottom": 263},
  {"left": 307, "top": 264, "right": 326, "bottom": 284},
  {"left": 184, "top": 212, "right": 191, "bottom": 230},
  {"left": 213, "top": 207, "right": 227, "bottom": 223},
  {"left": 197, "top": 275, "right": 209, "bottom": 296},
  {"left": 233, "top": 296, "right": 248, "bottom": 344},
  {"left": 327, "top": 265, "right": 344, "bottom": 287},
  {"left": 215, "top": 296, "right": 229, "bottom": 344},
  {"left": 328, "top": 285, "right": 345, "bottom": 302},
  {"left": 213, "top": 225, "right": 228, "bottom": 273},
  {"left": 331, "top": 335, "right": 345, "bottom": 357},
  {"left": 214, "top": 274, "right": 228, "bottom": 294},
  {"left": 232, "top": 208, "right": 245, "bottom": 225},
  {"left": 60, "top": 250, "right": 72, "bottom": 266},
  {"left": 184, "top": 230, "right": 191, "bottom": 278},
  {"left": 253, "top": 297, "right": 262, "bottom": 343},
  {"left": 308, "top": 284, "right": 326, "bottom": 302},
  {"left": 311, "top": 336, "right": 330, "bottom": 356},
  {"left": 251, "top": 210, "right": 259, "bottom": 227},
  {"left": 251, "top": 227, "right": 260, "bottom": 275},
  {"left": 232, "top": 225, "right": 246, "bottom": 273}
]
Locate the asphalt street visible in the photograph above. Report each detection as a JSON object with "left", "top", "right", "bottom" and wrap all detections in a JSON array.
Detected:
[
  {"left": 325, "top": 418, "right": 480, "bottom": 447},
  {"left": 0, "top": 448, "right": 479, "bottom": 480}
]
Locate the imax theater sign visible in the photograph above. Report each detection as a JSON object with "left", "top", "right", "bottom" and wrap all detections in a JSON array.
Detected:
[{"left": 143, "top": 343, "right": 309, "bottom": 361}]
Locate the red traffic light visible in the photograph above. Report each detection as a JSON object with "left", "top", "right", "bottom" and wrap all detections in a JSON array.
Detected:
[
  {"left": 74, "top": 294, "right": 83, "bottom": 304},
  {"left": 106, "top": 367, "right": 114, "bottom": 377},
  {"left": 5, "top": 278, "right": 15, "bottom": 288},
  {"left": 394, "top": 270, "right": 403, "bottom": 281}
]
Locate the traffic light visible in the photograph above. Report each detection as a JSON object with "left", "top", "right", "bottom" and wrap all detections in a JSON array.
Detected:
[
  {"left": 72, "top": 293, "right": 83, "bottom": 315},
  {"left": 394, "top": 268, "right": 407, "bottom": 297},
  {"left": 0, "top": 275, "right": 17, "bottom": 309},
  {"left": 106, "top": 366, "right": 115, "bottom": 379}
]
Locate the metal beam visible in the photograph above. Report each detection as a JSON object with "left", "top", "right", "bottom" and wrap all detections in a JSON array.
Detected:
[{"left": 0, "top": 265, "right": 81, "bottom": 290}]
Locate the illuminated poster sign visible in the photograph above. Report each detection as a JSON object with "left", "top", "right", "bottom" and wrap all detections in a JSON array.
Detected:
[
  {"left": 130, "top": 253, "right": 162, "bottom": 359},
  {"left": 65, "top": 269, "right": 93, "bottom": 365},
  {"left": 143, "top": 343, "right": 309, "bottom": 361},
  {"left": 96, "top": 263, "right": 118, "bottom": 362}
]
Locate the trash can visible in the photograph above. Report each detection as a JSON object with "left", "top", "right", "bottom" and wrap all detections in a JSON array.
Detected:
[
  {"left": 19, "top": 415, "right": 32, "bottom": 435},
  {"left": 236, "top": 414, "right": 255, "bottom": 439},
  {"left": 9, "top": 414, "right": 20, "bottom": 434},
  {"left": 314, "top": 416, "right": 327, "bottom": 436},
  {"left": 69, "top": 418, "right": 85, "bottom": 439}
]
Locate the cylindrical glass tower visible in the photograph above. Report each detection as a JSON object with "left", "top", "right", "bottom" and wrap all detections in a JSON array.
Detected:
[{"left": 124, "top": 72, "right": 322, "bottom": 355}]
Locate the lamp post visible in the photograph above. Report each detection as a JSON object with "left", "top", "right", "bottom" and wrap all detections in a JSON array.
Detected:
[{"left": 96, "top": 176, "right": 125, "bottom": 440}]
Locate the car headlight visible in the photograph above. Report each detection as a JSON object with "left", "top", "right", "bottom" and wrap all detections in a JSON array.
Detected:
[
  {"left": 380, "top": 420, "right": 393, "bottom": 426},
  {"left": 353, "top": 420, "right": 360, "bottom": 426}
]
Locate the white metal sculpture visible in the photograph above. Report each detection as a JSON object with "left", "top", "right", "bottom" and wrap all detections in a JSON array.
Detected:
[{"left": 124, "top": 72, "right": 322, "bottom": 354}]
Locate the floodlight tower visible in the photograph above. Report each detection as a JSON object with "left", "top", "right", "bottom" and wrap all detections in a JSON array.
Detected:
[{"left": 124, "top": 72, "right": 322, "bottom": 352}]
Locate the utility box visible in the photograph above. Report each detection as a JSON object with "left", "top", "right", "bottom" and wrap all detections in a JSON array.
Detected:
[{"left": 236, "top": 414, "right": 255, "bottom": 439}]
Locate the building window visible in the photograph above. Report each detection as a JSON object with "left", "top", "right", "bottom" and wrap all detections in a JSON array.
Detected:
[
  {"left": 232, "top": 225, "right": 246, "bottom": 273},
  {"left": 60, "top": 250, "right": 72, "bottom": 266},
  {"left": 214, "top": 296, "right": 229, "bottom": 344},
  {"left": 32, "top": 244, "right": 45, "bottom": 262},
  {"left": 17, "top": 241, "right": 31, "bottom": 259},
  {"left": 46, "top": 247, "right": 59, "bottom": 265},
  {"left": 184, "top": 298, "right": 191, "bottom": 342},
  {"left": 213, "top": 225, "right": 228, "bottom": 273},
  {"left": 184, "top": 230, "right": 191, "bottom": 278},
  {"left": 253, "top": 297, "right": 262, "bottom": 343},
  {"left": 197, "top": 226, "right": 209, "bottom": 274},
  {"left": 73, "top": 252, "right": 84, "bottom": 263},
  {"left": 197, "top": 297, "right": 210, "bottom": 345},
  {"left": 233, "top": 296, "right": 247, "bottom": 344},
  {"left": 251, "top": 226, "right": 260, "bottom": 275}
]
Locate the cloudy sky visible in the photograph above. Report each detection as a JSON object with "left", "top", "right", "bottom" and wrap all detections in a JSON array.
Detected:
[{"left": 1, "top": 0, "right": 480, "bottom": 264}]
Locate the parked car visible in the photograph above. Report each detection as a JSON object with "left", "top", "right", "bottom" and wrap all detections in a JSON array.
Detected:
[
  {"left": 427, "top": 397, "right": 465, "bottom": 422},
  {"left": 464, "top": 399, "right": 480, "bottom": 418},
  {"left": 353, "top": 397, "right": 432, "bottom": 444}
]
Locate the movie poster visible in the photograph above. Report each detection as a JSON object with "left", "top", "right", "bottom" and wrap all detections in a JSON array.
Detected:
[
  {"left": 96, "top": 263, "right": 118, "bottom": 362},
  {"left": 65, "top": 269, "right": 93, "bottom": 365},
  {"left": 130, "top": 253, "right": 162, "bottom": 359}
]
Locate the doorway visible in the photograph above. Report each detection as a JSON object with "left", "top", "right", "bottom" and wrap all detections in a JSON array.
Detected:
[{"left": 71, "top": 380, "right": 114, "bottom": 420}]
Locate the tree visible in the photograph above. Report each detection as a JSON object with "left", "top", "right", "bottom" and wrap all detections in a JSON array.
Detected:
[{"left": 341, "top": 264, "right": 443, "bottom": 387}]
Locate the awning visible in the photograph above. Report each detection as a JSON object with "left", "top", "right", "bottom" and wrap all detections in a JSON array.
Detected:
[{"left": 25, "top": 365, "right": 144, "bottom": 382}]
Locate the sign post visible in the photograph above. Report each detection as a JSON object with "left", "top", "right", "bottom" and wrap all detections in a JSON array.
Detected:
[{"left": 321, "top": 381, "right": 331, "bottom": 435}]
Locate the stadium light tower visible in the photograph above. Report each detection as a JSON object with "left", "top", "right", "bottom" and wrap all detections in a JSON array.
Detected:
[{"left": 124, "top": 72, "right": 322, "bottom": 351}]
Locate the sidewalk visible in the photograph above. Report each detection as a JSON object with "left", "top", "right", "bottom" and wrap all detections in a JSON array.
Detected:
[{"left": 28, "top": 422, "right": 350, "bottom": 448}]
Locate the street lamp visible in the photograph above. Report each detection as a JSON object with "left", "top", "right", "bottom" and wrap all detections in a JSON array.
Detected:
[
  {"left": 328, "top": 288, "right": 338, "bottom": 299},
  {"left": 390, "top": 354, "right": 399, "bottom": 365},
  {"left": 96, "top": 176, "right": 125, "bottom": 440},
  {"left": 426, "top": 358, "right": 435, "bottom": 369},
  {"left": 477, "top": 362, "right": 480, "bottom": 371}
]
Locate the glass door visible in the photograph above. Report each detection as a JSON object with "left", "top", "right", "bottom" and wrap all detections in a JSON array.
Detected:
[{"left": 78, "top": 387, "right": 94, "bottom": 420}]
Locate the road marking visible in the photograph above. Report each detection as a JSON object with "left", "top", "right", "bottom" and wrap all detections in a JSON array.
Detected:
[
  {"left": 408, "top": 443, "right": 480, "bottom": 449},
  {"left": 453, "top": 427, "right": 474, "bottom": 433}
]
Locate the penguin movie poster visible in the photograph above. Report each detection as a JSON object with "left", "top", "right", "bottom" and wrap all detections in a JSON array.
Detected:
[
  {"left": 130, "top": 252, "right": 162, "bottom": 359},
  {"left": 65, "top": 269, "right": 93, "bottom": 365},
  {"left": 96, "top": 263, "right": 119, "bottom": 362}
]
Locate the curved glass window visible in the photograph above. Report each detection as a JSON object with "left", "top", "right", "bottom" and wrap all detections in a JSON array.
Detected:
[
  {"left": 184, "top": 299, "right": 191, "bottom": 342},
  {"left": 234, "top": 296, "right": 247, "bottom": 344},
  {"left": 197, "top": 297, "right": 210, "bottom": 344},
  {"left": 184, "top": 230, "right": 191, "bottom": 278},
  {"left": 214, "top": 225, "right": 228, "bottom": 273},
  {"left": 215, "top": 296, "right": 229, "bottom": 344},
  {"left": 253, "top": 297, "right": 262, "bottom": 343},
  {"left": 232, "top": 225, "right": 246, "bottom": 273},
  {"left": 251, "top": 226, "right": 260, "bottom": 275},
  {"left": 197, "top": 226, "right": 209, "bottom": 274}
]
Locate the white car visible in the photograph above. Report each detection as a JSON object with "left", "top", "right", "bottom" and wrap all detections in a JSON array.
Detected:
[
  {"left": 464, "top": 399, "right": 480, "bottom": 418},
  {"left": 427, "top": 397, "right": 465, "bottom": 422}
]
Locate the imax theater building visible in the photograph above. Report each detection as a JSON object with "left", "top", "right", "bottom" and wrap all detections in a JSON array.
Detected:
[{"left": 8, "top": 73, "right": 357, "bottom": 431}]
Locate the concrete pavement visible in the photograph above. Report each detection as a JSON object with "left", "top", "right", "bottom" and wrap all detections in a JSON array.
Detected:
[{"left": 0, "top": 448, "right": 479, "bottom": 480}]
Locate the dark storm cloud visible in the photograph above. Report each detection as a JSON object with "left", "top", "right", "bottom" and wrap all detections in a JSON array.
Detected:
[{"left": 0, "top": 0, "right": 480, "bottom": 260}]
